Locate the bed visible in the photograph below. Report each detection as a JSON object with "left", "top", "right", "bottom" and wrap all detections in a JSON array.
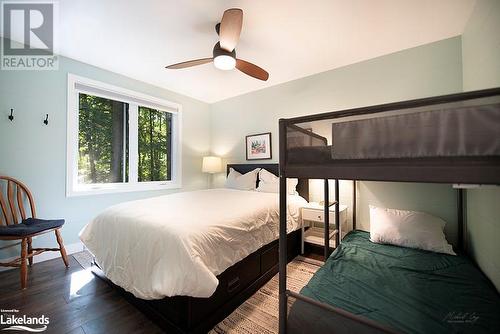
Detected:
[
  {"left": 278, "top": 88, "right": 500, "bottom": 334},
  {"left": 283, "top": 89, "right": 500, "bottom": 184},
  {"left": 288, "top": 230, "right": 500, "bottom": 334},
  {"left": 81, "top": 163, "right": 309, "bottom": 333}
]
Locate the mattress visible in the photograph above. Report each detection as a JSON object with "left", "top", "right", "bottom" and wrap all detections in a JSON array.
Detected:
[
  {"left": 79, "top": 188, "right": 307, "bottom": 300},
  {"left": 289, "top": 230, "right": 500, "bottom": 334}
]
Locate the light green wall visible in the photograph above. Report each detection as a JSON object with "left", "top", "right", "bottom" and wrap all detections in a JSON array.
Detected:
[
  {"left": 210, "top": 36, "right": 463, "bottom": 245},
  {"left": 461, "top": 0, "right": 500, "bottom": 291},
  {"left": 0, "top": 40, "right": 211, "bottom": 258},
  {"left": 211, "top": 36, "right": 463, "bottom": 164},
  {"left": 466, "top": 188, "right": 500, "bottom": 291},
  {"left": 462, "top": 0, "right": 500, "bottom": 91}
]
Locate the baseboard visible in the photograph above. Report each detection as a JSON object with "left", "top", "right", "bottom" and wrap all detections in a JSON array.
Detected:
[{"left": 0, "top": 241, "right": 85, "bottom": 272}]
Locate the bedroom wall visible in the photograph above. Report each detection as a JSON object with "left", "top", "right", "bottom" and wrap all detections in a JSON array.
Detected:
[
  {"left": 461, "top": 0, "right": 500, "bottom": 291},
  {"left": 210, "top": 36, "right": 463, "bottom": 245},
  {"left": 462, "top": 0, "right": 500, "bottom": 91},
  {"left": 0, "top": 39, "right": 211, "bottom": 259}
]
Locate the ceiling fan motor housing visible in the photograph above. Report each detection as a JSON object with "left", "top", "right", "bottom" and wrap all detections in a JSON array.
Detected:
[{"left": 213, "top": 42, "right": 236, "bottom": 59}]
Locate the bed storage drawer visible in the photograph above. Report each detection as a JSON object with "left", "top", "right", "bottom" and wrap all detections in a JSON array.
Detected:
[
  {"left": 261, "top": 243, "right": 279, "bottom": 274},
  {"left": 223, "top": 252, "right": 261, "bottom": 296},
  {"left": 188, "top": 252, "right": 260, "bottom": 326}
]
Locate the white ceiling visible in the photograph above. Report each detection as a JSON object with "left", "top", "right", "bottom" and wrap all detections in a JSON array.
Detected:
[{"left": 47, "top": 1, "right": 477, "bottom": 102}]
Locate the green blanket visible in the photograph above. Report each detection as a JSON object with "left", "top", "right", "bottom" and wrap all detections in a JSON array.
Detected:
[{"left": 300, "top": 230, "right": 500, "bottom": 334}]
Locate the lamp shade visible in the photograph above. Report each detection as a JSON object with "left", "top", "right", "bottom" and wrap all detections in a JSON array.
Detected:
[{"left": 202, "top": 156, "right": 222, "bottom": 174}]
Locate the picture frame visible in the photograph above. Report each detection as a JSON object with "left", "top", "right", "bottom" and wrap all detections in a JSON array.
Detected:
[{"left": 246, "top": 132, "right": 272, "bottom": 160}]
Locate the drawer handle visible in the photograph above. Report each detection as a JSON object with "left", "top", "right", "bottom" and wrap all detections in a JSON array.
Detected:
[{"left": 228, "top": 277, "right": 240, "bottom": 294}]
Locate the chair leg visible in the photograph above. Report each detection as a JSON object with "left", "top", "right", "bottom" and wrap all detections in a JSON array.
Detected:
[
  {"left": 27, "top": 237, "right": 33, "bottom": 266},
  {"left": 20, "top": 238, "right": 28, "bottom": 289},
  {"left": 55, "top": 229, "right": 69, "bottom": 267}
]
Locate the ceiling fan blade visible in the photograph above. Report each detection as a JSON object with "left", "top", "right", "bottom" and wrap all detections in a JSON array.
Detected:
[
  {"left": 236, "top": 59, "right": 269, "bottom": 81},
  {"left": 219, "top": 8, "right": 243, "bottom": 52},
  {"left": 165, "top": 58, "right": 213, "bottom": 69}
]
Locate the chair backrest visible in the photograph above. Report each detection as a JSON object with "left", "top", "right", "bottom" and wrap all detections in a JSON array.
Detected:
[{"left": 0, "top": 176, "right": 36, "bottom": 226}]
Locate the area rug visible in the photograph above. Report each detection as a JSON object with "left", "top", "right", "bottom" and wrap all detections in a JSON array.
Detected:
[
  {"left": 73, "top": 251, "right": 321, "bottom": 334},
  {"left": 210, "top": 256, "right": 321, "bottom": 334},
  {"left": 73, "top": 249, "right": 94, "bottom": 269}
]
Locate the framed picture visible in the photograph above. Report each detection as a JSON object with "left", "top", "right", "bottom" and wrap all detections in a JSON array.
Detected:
[{"left": 246, "top": 132, "right": 272, "bottom": 160}]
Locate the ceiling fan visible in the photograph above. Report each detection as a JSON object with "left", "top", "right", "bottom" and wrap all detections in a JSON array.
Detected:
[{"left": 165, "top": 8, "right": 269, "bottom": 81}]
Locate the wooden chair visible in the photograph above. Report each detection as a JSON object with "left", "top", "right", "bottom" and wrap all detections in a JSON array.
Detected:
[{"left": 0, "top": 176, "right": 69, "bottom": 289}]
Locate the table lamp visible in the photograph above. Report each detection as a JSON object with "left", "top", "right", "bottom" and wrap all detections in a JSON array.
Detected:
[{"left": 202, "top": 156, "right": 222, "bottom": 188}]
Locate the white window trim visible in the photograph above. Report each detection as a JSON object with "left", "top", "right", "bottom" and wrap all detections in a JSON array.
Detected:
[{"left": 66, "top": 73, "right": 182, "bottom": 197}]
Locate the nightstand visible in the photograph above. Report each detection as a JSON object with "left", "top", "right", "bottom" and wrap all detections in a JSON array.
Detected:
[{"left": 301, "top": 203, "right": 348, "bottom": 254}]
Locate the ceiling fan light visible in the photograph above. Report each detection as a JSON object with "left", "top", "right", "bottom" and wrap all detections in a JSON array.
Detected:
[{"left": 214, "top": 55, "right": 236, "bottom": 70}]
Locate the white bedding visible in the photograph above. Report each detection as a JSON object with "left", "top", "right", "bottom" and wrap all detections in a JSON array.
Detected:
[{"left": 79, "top": 188, "right": 307, "bottom": 300}]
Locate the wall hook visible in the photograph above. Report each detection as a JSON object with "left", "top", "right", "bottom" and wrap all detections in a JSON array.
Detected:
[
  {"left": 43, "top": 114, "right": 49, "bottom": 125},
  {"left": 8, "top": 109, "right": 14, "bottom": 121}
]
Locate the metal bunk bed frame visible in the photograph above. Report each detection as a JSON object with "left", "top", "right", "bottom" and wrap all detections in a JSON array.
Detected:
[{"left": 278, "top": 87, "right": 500, "bottom": 334}]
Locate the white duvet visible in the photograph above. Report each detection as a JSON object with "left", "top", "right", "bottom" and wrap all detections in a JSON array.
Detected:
[{"left": 79, "top": 188, "right": 307, "bottom": 300}]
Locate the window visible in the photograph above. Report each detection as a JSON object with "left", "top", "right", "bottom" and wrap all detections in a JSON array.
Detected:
[
  {"left": 67, "top": 74, "right": 182, "bottom": 196},
  {"left": 78, "top": 93, "right": 129, "bottom": 184},
  {"left": 138, "top": 106, "right": 172, "bottom": 182}
]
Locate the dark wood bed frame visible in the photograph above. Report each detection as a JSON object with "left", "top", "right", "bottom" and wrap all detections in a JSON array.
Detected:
[
  {"left": 92, "top": 163, "right": 308, "bottom": 334},
  {"left": 278, "top": 87, "right": 500, "bottom": 334}
]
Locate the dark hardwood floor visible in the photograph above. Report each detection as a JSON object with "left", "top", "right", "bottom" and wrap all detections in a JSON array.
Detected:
[
  {"left": 0, "top": 251, "right": 324, "bottom": 334},
  {"left": 0, "top": 255, "right": 163, "bottom": 334}
]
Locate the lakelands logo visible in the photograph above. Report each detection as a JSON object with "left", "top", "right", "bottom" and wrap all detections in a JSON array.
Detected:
[
  {"left": 0, "top": 309, "right": 49, "bottom": 332},
  {"left": 1, "top": 1, "right": 59, "bottom": 70}
]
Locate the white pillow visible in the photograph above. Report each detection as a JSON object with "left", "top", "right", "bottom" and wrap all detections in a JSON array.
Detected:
[
  {"left": 224, "top": 168, "right": 260, "bottom": 190},
  {"left": 369, "top": 205, "right": 455, "bottom": 255},
  {"left": 256, "top": 169, "right": 298, "bottom": 195}
]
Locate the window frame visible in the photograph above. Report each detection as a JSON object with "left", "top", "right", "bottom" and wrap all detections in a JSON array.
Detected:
[{"left": 66, "top": 74, "right": 182, "bottom": 197}]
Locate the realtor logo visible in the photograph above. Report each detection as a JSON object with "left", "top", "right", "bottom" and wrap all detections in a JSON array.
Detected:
[
  {"left": 1, "top": 1, "right": 58, "bottom": 70},
  {"left": 0, "top": 309, "right": 49, "bottom": 332}
]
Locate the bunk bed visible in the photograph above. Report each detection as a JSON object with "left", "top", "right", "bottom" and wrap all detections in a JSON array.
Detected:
[{"left": 278, "top": 88, "right": 500, "bottom": 334}]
